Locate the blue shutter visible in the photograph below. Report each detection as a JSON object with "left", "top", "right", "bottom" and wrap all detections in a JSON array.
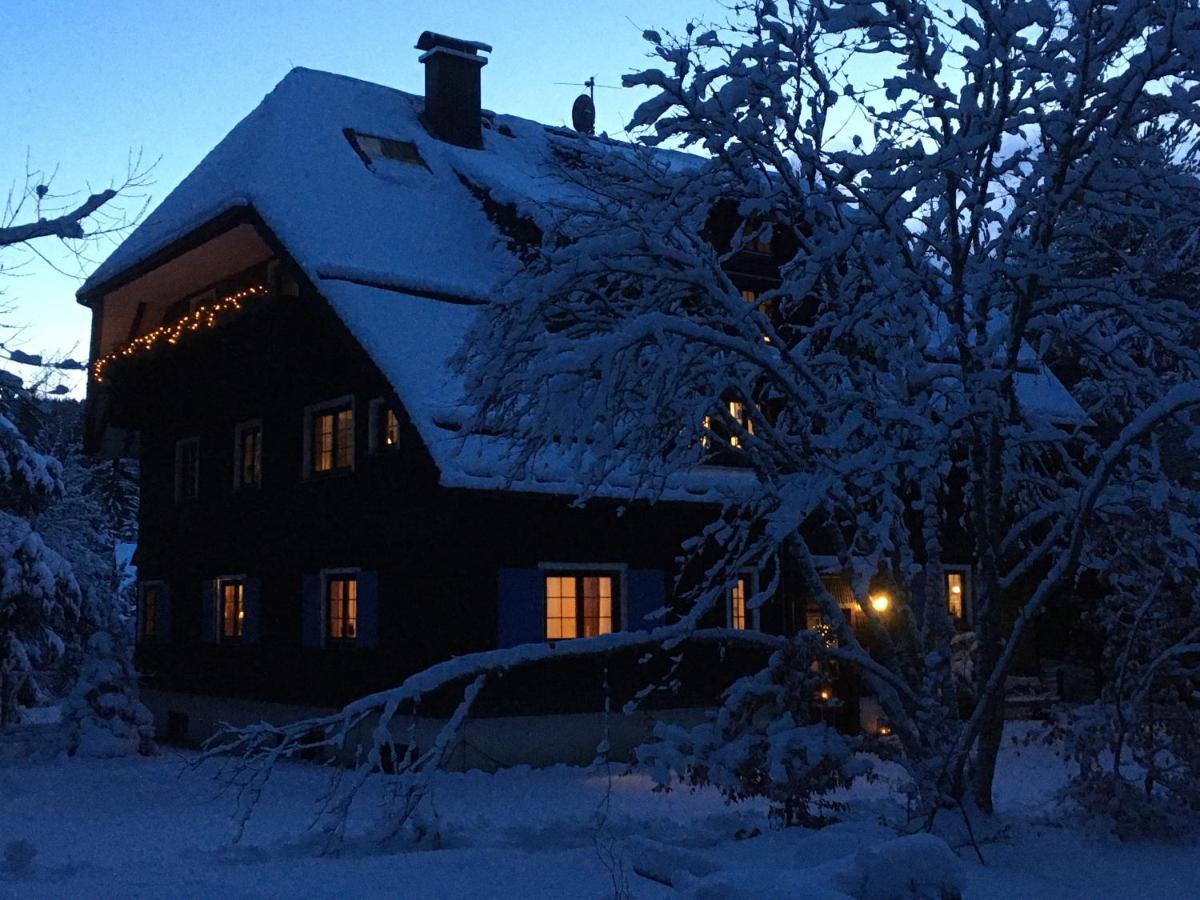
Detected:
[
  {"left": 243, "top": 577, "right": 262, "bottom": 644},
  {"left": 356, "top": 571, "right": 379, "bottom": 648},
  {"left": 497, "top": 568, "right": 543, "bottom": 648},
  {"left": 302, "top": 573, "right": 323, "bottom": 647},
  {"left": 626, "top": 569, "right": 667, "bottom": 631},
  {"left": 200, "top": 579, "right": 217, "bottom": 642},
  {"left": 157, "top": 582, "right": 173, "bottom": 642}
]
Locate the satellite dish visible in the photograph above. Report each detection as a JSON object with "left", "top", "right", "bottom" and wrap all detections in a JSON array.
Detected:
[{"left": 572, "top": 93, "right": 596, "bottom": 135}]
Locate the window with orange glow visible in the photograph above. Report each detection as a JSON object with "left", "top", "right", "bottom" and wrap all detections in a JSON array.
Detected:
[
  {"left": 729, "top": 577, "right": 748, "bottom": 629},
  {"left": 313, "top": 406, "right": 353, "bottom": 473},
  {"left": 219, "top": 579, "right": 245, "bottom": 641},
  {"left": 947, "top": 571, "right": 965, "bottom": 619},
  {"left": 545, "top": 573, "right": 615, "bottom": 640},
  {"left": 235, "top": 422, "right": 262, "bottom": 489},
  {"left": 327, "top": 575, "right": 358, "bottom": 641}
]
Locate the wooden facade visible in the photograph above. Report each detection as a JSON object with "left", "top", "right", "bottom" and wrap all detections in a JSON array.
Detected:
[{"left": 96, "top": 252, "right": 823, "bottom": 722}]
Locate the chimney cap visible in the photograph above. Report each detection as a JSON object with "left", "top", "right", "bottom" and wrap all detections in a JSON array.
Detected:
[{"left": 415, "top": 32, "right": 492, "bottom": 56}]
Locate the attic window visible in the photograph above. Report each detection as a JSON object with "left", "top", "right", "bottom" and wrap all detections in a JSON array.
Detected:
[{"left": 345, "top": 129, "right": 425, "bottom": 169}]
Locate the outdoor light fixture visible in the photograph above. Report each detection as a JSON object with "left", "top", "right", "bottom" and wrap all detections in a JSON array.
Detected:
[
  {"left": 870, "top": 593, "right": 890, "bottom": 613},
  {"left": 877, "top": 721, "right": 893, "bottom": 737},
  {"left": 816, "top": 686, "right": 833, "bottom": 702}
]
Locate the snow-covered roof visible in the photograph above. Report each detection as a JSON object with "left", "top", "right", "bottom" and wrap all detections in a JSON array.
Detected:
[{"left": 83, "top": 67, "right": 1084, "bottom": 498}]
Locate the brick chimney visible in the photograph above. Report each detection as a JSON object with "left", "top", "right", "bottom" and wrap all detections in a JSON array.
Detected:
[{"left": 416, "top": 32, "right": 491, "bottom": 149}]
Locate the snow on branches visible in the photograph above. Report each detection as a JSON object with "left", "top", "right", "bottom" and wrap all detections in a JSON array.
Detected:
[{"left": 456, "top": 0, "right": 1200, "bottom": 813}]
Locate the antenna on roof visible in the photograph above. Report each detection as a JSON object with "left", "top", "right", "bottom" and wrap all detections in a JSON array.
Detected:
[{"left": 554, "top": 76, "right": 620, "bottom": 135}]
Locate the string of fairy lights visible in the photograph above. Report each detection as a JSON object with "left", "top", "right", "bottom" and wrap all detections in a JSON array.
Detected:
[{"left": 92, "top": 283, "right": 268, "bottom": 383}]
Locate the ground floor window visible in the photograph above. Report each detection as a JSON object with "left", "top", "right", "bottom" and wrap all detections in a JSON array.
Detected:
[
  {"left": 729, "top": 576, "right": 748, "bottom": 629},
  {"left": 327, "top": 574, "right": 358, "bottom": 641},
  {"left": 139, "top": 583, "right": 160, "bottom": 639},
  {"left": 545, "top": 572, "right": 616, "bottom": 640},
  {"left": 946, "top": 569, "right": 969, "bottom": 621},
  {"left": 219, "top": 579, "right": 245, "bottom": 641}
]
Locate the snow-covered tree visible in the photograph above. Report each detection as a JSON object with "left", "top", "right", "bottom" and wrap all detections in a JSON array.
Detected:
[
  {"left": 204, "top": 0, "right": 1200, "bottom": 838},
  {"left": 0, "top": 158, "right": 150, "bottom": 726},
  {"left": 451, "top": 0, "right": 1200, "bottom": 814}
]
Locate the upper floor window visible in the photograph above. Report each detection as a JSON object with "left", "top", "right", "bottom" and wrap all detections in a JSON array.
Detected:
[
  {"left": 219, "top": 578, "right": 245, "bottom": 641},
  {"left": 369, "top": 399, "right": 400, "bottom": 453},
  {"left": 545, "top": 572, "right": 617, "bottom": 640},
  {"left": 702, "top": 400, "right": 755, "bottom": 451},
  {"left": 139, "top": 583, "right": 160, "bottom": 639},
  {"left": 946, "top": 569, "right": 970, "bottom": 621},
  {"left": 306, "top": 398, "right": 354, "bottom": 476},
  {"left": 234, "top": 421, "right": 262, "bottom": 490},
  {"left": 175, "top": 437, "right": 200, "bottom": 502},
  {"left": 326, "top": 573, "right": 358, "bottom": 642}
]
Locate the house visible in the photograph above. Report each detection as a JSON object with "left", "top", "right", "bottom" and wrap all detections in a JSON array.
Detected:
[{"left": 79, "top": 33, "right": 1077, "bottom": 763}]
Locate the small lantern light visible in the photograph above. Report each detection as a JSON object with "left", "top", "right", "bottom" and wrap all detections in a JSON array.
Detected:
[
  {"left": 877, "top": 720, "right": 893, "bottom": 737},
  {"left": 870, "top": 593, "right": 890, "bottom": 613},
  {"left": 815, "top": 686, "right": 833, "bottom": 702}
]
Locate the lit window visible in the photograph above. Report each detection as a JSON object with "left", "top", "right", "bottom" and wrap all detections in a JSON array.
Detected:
[
  {"left": 947, "top": 571, "right": 965, "bottom": 619},
  {"left": 729, "top": 577, "right": 748, "bottom": 629},
  {"left": 327, "top": 575, "right": 358, "bottom": 641},
  {"left": 545, "top": 573, "right": 615, "bottom": 640},
  {"left": 235, "top": 422, "right": 262, "bottom": 489},
  {"left": 219, "top": 579, "right": 245, "bottom": 641},
  {"left": 701, "top": 401, "right": 755, "bottom": 451},
  {"left": 378, "top": 406, "right": 400, "bottom": 450},
  {"left": 175, "top": 438, "right": 200, "bottom": 502},
  {"left": 139, "top": 583, "right": 159, "bottom": 639},
  {"left": 727, "top": 400, "right": 754, "bottom": 447},
  {"left": 312, "top": 404, "right": 353, "bottom": 474},
  {"left": 740, "top": 289, "right": 759, "bottom": 305}
]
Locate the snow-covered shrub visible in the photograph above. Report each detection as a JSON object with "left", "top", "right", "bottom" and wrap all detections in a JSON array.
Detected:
[
  {"left": 0, "top": 512, "right": 82, "bottom": 724},
  {"left": 1047, "top": 526, "right": 1200, "bottom": 838},
  {"left": 639, "top": 642, "right": 871, "bottom": 827},
  {"left": 825, "top": 833, "right": 965, "bottom": 900},
  {"left": 63, "top": 630, "right": 153, "bottom": 758}
]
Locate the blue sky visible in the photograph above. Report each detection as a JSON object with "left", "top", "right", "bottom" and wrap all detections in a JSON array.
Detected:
[{"left": 3, "top": 0, "right": 711, "bottom": 391}]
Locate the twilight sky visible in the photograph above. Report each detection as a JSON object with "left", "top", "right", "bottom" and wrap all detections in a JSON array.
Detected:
[{"left": 3, "top": 0, "right": 712, "bottom": 392}]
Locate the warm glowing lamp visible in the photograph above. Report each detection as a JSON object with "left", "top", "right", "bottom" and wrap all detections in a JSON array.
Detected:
[{"left": 870, "top": 593, "right": 890, "bottom": 613}]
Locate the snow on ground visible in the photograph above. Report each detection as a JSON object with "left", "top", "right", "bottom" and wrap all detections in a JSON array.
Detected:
[{"left": 0, "top": 726, "right": 1196, "bottom": 899}]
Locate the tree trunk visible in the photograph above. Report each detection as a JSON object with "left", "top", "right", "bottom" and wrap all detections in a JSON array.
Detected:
[{"left": 971, "top": 701, "right": 1004, "bottom": 812}]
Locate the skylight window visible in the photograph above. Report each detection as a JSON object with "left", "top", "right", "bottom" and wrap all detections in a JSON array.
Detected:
[{"left": 344, "top": 129, "right": 425, "bottom": 170}]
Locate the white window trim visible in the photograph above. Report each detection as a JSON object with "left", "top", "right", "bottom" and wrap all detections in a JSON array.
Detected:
[
  {"left": 538, "top": 562, "right": 628, "bottom": 640},
  {"left": 727, "top": 571, "right": 762, "bottom": 631},
  {"left": 302, "top": 395, "right": 356, "bottom": 479},
  {"left": 320, "top": 567, "right": 362, "bottom": 646},
  {"left": 138, "top": 580, "right": 165, "bottom": 640},
  {"left": 232, "top": 419, "right": 263, "bottom": 490},
  {"left": 943, "top": 564, "right": 973, "bottom": 625},
  {"left": 174, "top": 437, "right": 200, "bottom": 503}
]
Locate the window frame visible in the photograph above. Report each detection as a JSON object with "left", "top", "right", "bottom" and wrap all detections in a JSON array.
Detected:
[
  {"left": 944, "top": 565, "right": 972, "bottom": 624},
  {"left": 174, "top": 436, "right": 200, "bottom": 503},
  {"left": 215, "top": 575, "right": 247, "bottom": 643},
  {"left": 322, "top": 567, "right": 360, "bottom": 645},
  {"left": 727, "top": 572, "right": 761, "bottom": 631},
  {"left": 232, "top": 419, "right": 263, "bottom": 491},
  {"left": 303, "top": 395, "right": 356, "bottom": 478},
  {"left": 138, "top": 581, "right": 164, "bottom": 640},
  {"left": 367, "top": 398, "right": 401, "bottom": 454},
  {"left": 538, "top": 563, "right": 626, "bottom": 642}
]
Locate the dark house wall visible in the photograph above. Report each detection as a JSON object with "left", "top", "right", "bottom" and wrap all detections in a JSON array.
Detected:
[{"left": 102, "top": 262, "right": 775, "bottom": 713}]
